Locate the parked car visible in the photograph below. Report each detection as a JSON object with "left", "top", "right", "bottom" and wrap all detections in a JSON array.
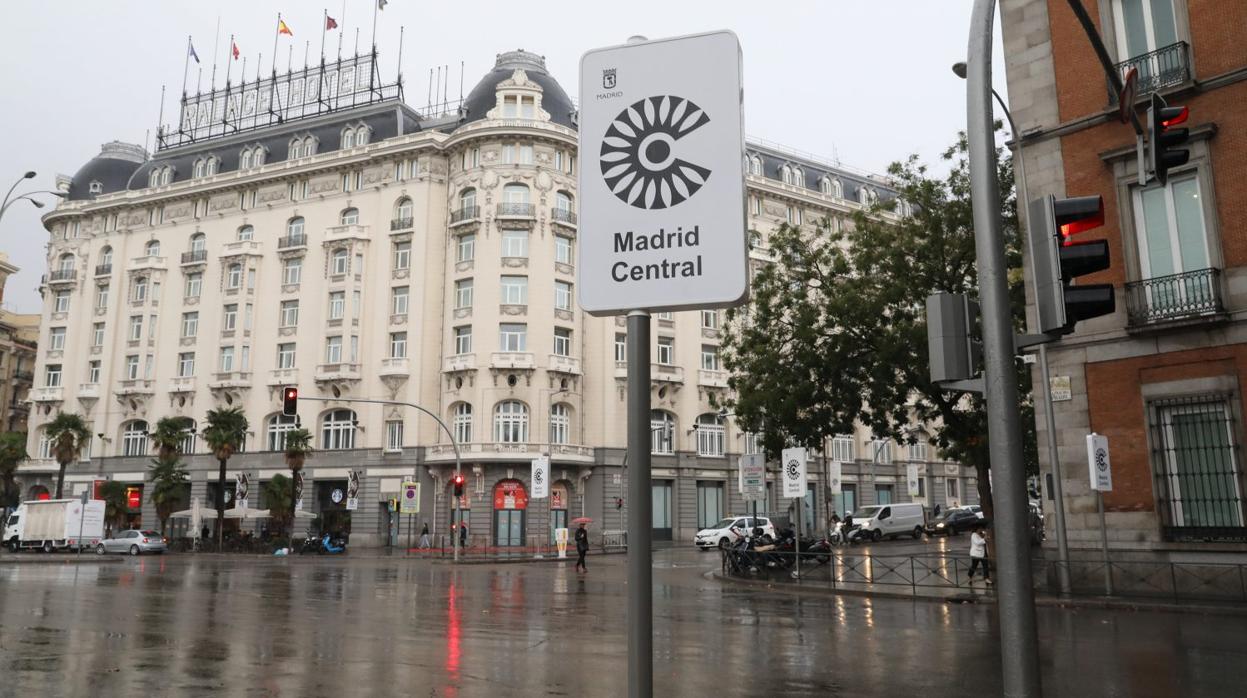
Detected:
[
  {"left": 850, "top": 503, "right": 926, "bottom": 541},
  {"left": 96, "top": 530, "right": 167, "bottom": 556},
  {"left": 950, "top": 504, "right": 985, "bottom": 519},
  {"left": 925, "top": 509, "right": 981, "bottom": 536},
  {"left": 694, "top": 516, "right": 776, "bottom": 550}
]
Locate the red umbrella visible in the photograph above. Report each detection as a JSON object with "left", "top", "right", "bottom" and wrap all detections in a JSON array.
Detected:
[{"left": 572, "top": 517, "right": 593, "bottom": 525}]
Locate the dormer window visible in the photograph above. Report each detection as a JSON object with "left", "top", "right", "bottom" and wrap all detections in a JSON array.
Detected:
[
  {"left": 160, "top": 167, "right": 172, "bottom": 186},
  {"left": 192, "top": 157, "right": 219, "bottom": 179},
  {"left": 289, "top": 135, "right": 317, "bottom": 159},
  {"left": 88, "top": 180, "right": 103, "bottom": 194},
  {"left": 748, "top": 155, "right": 763, "bottom": 176},
  {"left": 205, "top": 156, "right": 219, "bottom": 176},
  {"left": 355, "top": 125, "right": 369, "bottom": 145},
  {"left": 239, "top": 144, "right": 265, "bottom": 169},
  {"left": 341, "top": 128, "right": 355, "bottom": 149}
]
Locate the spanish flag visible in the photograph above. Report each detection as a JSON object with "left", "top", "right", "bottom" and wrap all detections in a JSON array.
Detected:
[{"left": 278, "top": 19, "right": 293, "bottom": 36}]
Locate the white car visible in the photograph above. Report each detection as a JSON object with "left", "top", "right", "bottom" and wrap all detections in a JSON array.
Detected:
[
  {"left": 694, "top": 516, "right": 776, "bottom": 550},
  {"left": 950, "top": 505, "right": 985, "bottom": 520}
]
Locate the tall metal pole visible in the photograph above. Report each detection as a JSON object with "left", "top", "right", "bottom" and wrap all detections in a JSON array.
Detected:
[
  {"left": 626, "top": 310, "right": 653, "bottom": 698},
  {"left": 967, "top": 1, "right": 1042, "bottom": 695},
  {"left": 1096, "top": 491, "right": 1113, "bottom": 595}
]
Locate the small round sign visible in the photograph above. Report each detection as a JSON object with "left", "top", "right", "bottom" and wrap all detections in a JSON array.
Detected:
[
  {"left": 786, "top": 459, "right": 800, "bottom": 480},
  {"left": 331, "top": 488, "right": 344, "bottom": 504}
]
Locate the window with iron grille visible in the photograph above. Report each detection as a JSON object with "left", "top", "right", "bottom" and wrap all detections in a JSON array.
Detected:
[{"left": 1149, "top": 394, "right": 1246, "bottom": 542}]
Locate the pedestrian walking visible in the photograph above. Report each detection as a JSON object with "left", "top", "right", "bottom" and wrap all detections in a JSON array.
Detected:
[
  {"left": 574, "top": 522, "right": 589, "bottom": 573},
  {"left": 459, "top": 521, "right": 468, "bottom": 548},
  {"left": 202, "top": 524, "right": 210, "bottom": 541},
  {"left": 419, "top": 523, "right": 430, "bottom": 549},
  {"left": 967, "top": 525, "right": 991, "bottom": 585},
  {"left": 933, "top": 504, "right": 941, "bottom": 519}
]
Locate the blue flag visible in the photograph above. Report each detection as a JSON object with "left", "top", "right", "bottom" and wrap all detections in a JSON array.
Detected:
[{"left": 189, "top": 41, "right": 200, "bottom": 64}]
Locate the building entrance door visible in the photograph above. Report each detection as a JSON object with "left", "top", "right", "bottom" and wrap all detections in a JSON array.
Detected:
[
  {"left": 493, "top": 479, "right": 528, "bottom": 547},
  {"left": 652, "top": 481, "right": 672, "bottom": 541}
]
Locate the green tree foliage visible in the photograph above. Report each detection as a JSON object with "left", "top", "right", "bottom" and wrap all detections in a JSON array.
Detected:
[
  {"left": 97, "top": 480, "right": 130, "bottom": 535},
  {"left": 263, "top": 474, "right": 295, "bottom": 541},
  {"left": 202, "top": 407, "right": 248, "bottom": 550},
  {"left": 722, "top": 130, "right": 1037, "bottom": 523},
  {"left": 0, "top": 432, "right": 28, "bottom": 517},
  {"left": 44, "top": 412, "right": 92, "bottom": 499},
  {"left": 148, "top": 417, "right": 192, "bottom": 536}
]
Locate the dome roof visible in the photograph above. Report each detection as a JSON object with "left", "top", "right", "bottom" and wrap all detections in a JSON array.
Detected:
[
  {"left": 67, "top": 141, "right": 146, "bottom": 201},
  {"left": 459, "top": 50, "right": 576, "bottom": 129}
]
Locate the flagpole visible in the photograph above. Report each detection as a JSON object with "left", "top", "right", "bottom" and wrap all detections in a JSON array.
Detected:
[
  {"left": 304, "top": 41, "right": 310, "bottom": 71},
  {"left": 371, "top": 0, "right": 380, "bottom": 51},
  {"left": 157, "top": 84, "right": 166, "bottom": 150},
  {"left": 397, "top": 25, "right": 405, "bottom": 98},
  {"left": 338, "top": 0, "right": 346, "bottom": 61},
  {"left": 320, "top": 9, "right": 328, "bottom": 63},
  {"left": 272, "top": 12, "right": 281, "bottom": 77},
  {"left": 181, "top": 36, "right": 191, "bottom": 97},
  {"left": 224, "top": 34, "right": 234, "bottom": 136},
  {"left": 210, "top": 16, "right": 221, "bottom": 91}
]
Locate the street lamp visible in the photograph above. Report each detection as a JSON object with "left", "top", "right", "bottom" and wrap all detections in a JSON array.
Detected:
[{"left": 952, "top": 61, "right": 1071, "bottom": 595}]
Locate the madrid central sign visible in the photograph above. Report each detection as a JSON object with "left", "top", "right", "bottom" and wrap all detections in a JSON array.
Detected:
[{"left": 578, "top": 31, "right": 748, "bottom": 315}]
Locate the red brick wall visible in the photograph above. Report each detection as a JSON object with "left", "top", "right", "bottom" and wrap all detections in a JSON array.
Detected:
[{"left": 1086, "top": 348, "right": 1246, "bottom": 512}]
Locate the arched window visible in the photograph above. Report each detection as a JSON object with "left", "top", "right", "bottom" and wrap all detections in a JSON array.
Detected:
[
  {"left": 868, "top": 189, "right": 880, "bottom": 205},
  {"left": 549, "top": 404, "right": 571, "bottom": 445},
  {"left": 493, "top": 401, "right": 529, "bottom": 443},
  {"left": 193, "top": 159, "right": 206, "bottom": 179},
  {"left": 330, "top": 248, "right": 350, "bottom": 275},
  {"left": 99, "top": 246, "right": 113, "bottom": 266},
  {"left": 179, "top": 419, "right": 198, "bottom": 454},
  {"left": 748, "top": 155, "right": 763, "bottom": 176},
  {"left": 395, "top": 197, "right": 413, "bottom": 221},
  {"left": 189, "top": 233, "right": 206, "bottom": 252},
  {"left": 459, "top": 188, "right": 476, "bottom": 211},
  {"left": 287, "top": 217, "right": 304, "bottom": 237},
  {"left": 240, "top": 148, "right": 252, "bottom": 169},
  {"left": 145, "top": 240, "right": 161, "bottom": 256},
  {"left": 452, "top": 403, "right": 473, "bottom": 443},
  {"left": 266, "top": 414, "right": 298, "bottom": 451},
  {"left": 36, "top": 428, "right": 53, "bottom": 460},
  {"left": 819, "top": 176, "right": 834, "bottom": 195},
  {"left": 555, "top": 191, "right": 573, "bottom": 213},
  {"left": 502, "top": 184, "right": 530, "bottom": 204},
  {"left": 205, "top": 156, "right": 219, "bottom": 176},
  {"left": 252, "top": 147, "right": 265, "bottom": 166},
  {"left": 858, "top": 186, "right": 870, "bottom": 205},
  {"left": 340, "top": 208, "right": 359, "bottom": 225},
  {"left": 356, "top": 125, "right": 369, "bottom": 145},
  {"left": 695, "top": 413, "right": 725, "bottom": 457},
  {"left": 321, "top": 409, "right": 357, "bottom": 450},
  {"left": 122, "top": 420, "right": 149, "bottom": 457},
  {"left": 149, "top": 169, "right": 161, "bottom": 188},
  {"left": 303, "top": 136, "right": 316, "bottom": 156},
  {"left": 289, "top": 138, "right": 302, "bottom": 159},
  {"left": 341, "top": 127, "right": 355, "bottom": 149},
  {"left": 237, "top": 225, "right": 253, "bottom": 241},
  {"left": 650, "top": 410, "right": 675, "bottom": 454},
  {"left": 226, "top": 262, "right": 243, "bottom": 289},
  {"left": 160, "top": 167, "right": 172, "bottom": 186},
  {"left": 57, "top": 253, "right": 74, "bottom": 273}
]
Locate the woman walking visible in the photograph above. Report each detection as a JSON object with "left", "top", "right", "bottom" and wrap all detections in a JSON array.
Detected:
[{"left": 574, "top": 522, "right": 589, "bottom": 573}]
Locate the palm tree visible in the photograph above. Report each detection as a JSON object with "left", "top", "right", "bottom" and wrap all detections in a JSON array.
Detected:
[
  {"left": 148, "top": 417, "right": 192, "bottom": 537},
  {"left": 97, "top": 480, "right": 130, "bottom": 537},
  {"left": 282, "top": 428, "right": 313, "bottom": 549},
  {"left": 263, "top": 474, "right": 294, "bottom": 544},
  {"left": 44, "top": 412, "right": 91, "bottom": 499},
  {"left": 0, "top": 432, "right": 28, "bottom": 523},
  {"left": 202, "top": 407, "right": 248, "bottom": 552}
]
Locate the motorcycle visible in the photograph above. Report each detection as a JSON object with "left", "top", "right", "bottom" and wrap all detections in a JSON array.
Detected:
[{"left": 299, "top": 533, "right": 348, "bottom": 555}]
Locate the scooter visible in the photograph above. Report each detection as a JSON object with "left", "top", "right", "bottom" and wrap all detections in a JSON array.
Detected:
[{"left": 319, "top": 533, "right": 347, "bottom": 555}]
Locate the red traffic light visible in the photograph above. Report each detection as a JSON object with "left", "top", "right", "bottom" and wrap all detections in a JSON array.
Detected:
[
  {"left": 452, "top": 474, "right": 465, "bottom": 485},
  {"left": 1054, "top": 195, "right": 1104, "bottom": 243},
  {"left": 1162, "top": 105, "right": 1189, "bottom": 128},
  {"left": 282, "top": 387, "right": 299, "bottom": 417}
]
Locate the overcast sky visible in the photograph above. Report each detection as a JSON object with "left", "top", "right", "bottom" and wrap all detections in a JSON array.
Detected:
[{"left": 0, "top": 0, "right": 1005, "bottom": 313}]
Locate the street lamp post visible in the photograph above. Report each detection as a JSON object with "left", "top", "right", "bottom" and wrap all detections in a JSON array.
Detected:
[
  {"left": 953, "top": 61, "right": 1072, "bottom": 596},
  {"left": 0, "top": 170, "right": 66, "bottom": 222}
]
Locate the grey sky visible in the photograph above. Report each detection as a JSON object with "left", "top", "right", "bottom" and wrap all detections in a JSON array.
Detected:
[{"left": 0, "top": 0, "right": 1006, "bottom": 313}]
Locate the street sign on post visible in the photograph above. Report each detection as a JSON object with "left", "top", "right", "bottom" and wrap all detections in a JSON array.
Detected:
[
  {"left": 578, "top": 31, "right": 747, "bottom": 316},
  {"left": 781, "top": 448, "right": 807, "bottom": 499},
  {"left": 1086, "top": 433, "right": 1112, "bottom": 491},
  {"left": 739, "top": 454, "right": 765, "bottom": 501},
  {"left": 907, "top": 464, "right": 921, "bottom": 497},
  {"left": 400, "top": 481, "right": 420, "bottom": 514},
  {"left": 531, "top": 456, "right": 550, "bottom": 499},
  {"left": 828, "top": 461, "right": 843, "bottom": 496}
]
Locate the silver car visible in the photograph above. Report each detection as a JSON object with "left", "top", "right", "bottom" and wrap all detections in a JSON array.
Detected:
[{"left": 96, "top": 530, "right": 168, "bottom": 556}]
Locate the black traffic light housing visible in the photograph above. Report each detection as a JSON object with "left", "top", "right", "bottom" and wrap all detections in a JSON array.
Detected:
[
  {"left": 1148, "top": 93, "right": 1189, "bottom": 185},
  {"left": 452, "top": 474, "right": 465, "bottom": 498},
  {"left": 1029, "top": 194, "right": 1115, "bottom": 334},
  {"left": 282, "top": 387, "right": 298, "bottom": 417}
]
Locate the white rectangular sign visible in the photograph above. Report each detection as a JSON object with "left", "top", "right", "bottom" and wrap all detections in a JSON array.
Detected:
[
  {"left": 531, "top": 456, "right": 550, "bottom": 499},
  {"left": 781, "top": 447, "right": 807, "bottom": 499},
  {"left": 907, "top": 464, "right": 921, "bottom": 497},
  {"left": 578, "top": 31, "right": 747, "bottom": 315},
  {"left": 400, "top": 481, "right": 420, "bottom": 514},
  {"left": 828, "top": 461, "right": 843, "bottom": 496},
  {"left": 1086, "top": 433, "right": 1112, "bottom": 492},
  {"left": 1050, "top": 375, "right": 1072, "bottom": 402},
  {"left": 346, "top": 470, "right": 360, "bottom": 511},
  {"left": 739, "top": 454, "right": 766, "bottom": 501},
  {"left": 234, "top": 472, "right": 249, "bottom": 510}
]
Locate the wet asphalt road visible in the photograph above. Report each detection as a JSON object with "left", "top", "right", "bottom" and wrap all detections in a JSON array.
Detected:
[{"left": 1, "top": 546, "right": 1245, "bottom": 697}]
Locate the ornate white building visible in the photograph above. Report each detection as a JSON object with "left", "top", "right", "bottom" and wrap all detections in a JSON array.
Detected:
[{"left": 18, "top": 50, "right": 977, "bottom": 546}]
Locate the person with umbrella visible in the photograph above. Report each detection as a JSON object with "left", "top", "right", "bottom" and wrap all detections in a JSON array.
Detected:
[{"left": 574, "top": 519, "right": 590, "bottom": 573}]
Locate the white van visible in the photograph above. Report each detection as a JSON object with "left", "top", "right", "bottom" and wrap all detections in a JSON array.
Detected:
[{"left": 850, "top": 503, "right": 926, "bottom": 541}]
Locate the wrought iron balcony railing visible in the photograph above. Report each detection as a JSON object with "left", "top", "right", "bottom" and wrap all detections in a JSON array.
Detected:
[
  {"left": 48, "top": 269, "right": 76, "bottom": 283},
  {"left": 1125, "top": 267, "right": 1222, "bottom": 325},
  {"left": 496, "top": 203, "right": 536, "bottom": 217},
  {"left": 449, "top": 206, "right": 480, "bottom": 224},
  {"left": 551, "top": 208, "right": 578, "bottom": 225},
  {"left": 181, "top": 249, "right": 208, "bottom": 264},
  {"left": 94, "top": 264, "right": 112, "bottom": 276},
  {"left": 277, "top": 233, "right": 307, "bottom": 249},
  {"left": 390, "top": 217, "right": 414, "bottom": 231},
  {"left": 1110, "top": 41, "right": 1189, "bottom": 102}
]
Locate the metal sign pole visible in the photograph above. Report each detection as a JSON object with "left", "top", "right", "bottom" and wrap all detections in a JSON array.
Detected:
[
  {"left": 626, "top": 310, "right": 653, "bottom": 698},
  {"left": 1096, "top": 491, "right": 1112, "bottom": 595}
]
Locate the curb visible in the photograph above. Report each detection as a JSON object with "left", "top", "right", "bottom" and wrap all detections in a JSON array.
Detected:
[
  {"left": 707, "top": 570, "right": 1247, "bottom": 615},
  {"left": 0, "top": 556, "right": 125, "bottom": 565}
]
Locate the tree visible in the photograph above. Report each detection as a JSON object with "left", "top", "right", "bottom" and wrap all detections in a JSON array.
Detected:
[
  {"left": 97, "top": 480, "right": 130, "bottom": 536},
  {"left": 44, "top": 412, "right": 92, "bottom": 499},
  {"left": 202, "top": 407, "right": 248, "bottom": 552},
  {"left": 263, "top": 474, "right": 295, "bottom": 543},
  {"left": 282, "top": 428, "right": 313, "bottom": 548},
  {"left": 721, "top": 130, "right": 1036, "bottom": 526},
  {"left": 148, "top": 417, "right": 192, "bottom": 536},
  {"left": 0, "top": 432, "right": 27, "bottom": 522}
]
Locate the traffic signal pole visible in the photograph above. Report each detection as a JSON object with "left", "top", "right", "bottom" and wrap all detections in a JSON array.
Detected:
[
  {"left": 966, "top": 1, "right": 1043, "bottom": 695},
  {"left": 626, "top": 310, "right": 653, "bottom": 698}
]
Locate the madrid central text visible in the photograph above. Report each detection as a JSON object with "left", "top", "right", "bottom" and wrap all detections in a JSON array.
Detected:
[{"left": 610, "top": 225, "right": 704, "bottom": 282}]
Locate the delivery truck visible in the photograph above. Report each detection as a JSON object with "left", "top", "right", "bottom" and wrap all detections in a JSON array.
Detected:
[{"left": 3, "top": 498, "right": 106, "bottom": 552}]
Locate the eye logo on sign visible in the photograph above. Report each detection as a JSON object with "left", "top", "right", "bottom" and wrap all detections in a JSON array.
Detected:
[
  {"left": 534, "top": 469, "right": 544, "bottom": 485},
  {"left": 1095, "top": 448, "right": 1109, "bottom": 472},
  {"left": 785, "top": 459, "right": 801, "bottom": 481},
  {"left": 600, "top": 95, "right": 712, "bottom": 210}
]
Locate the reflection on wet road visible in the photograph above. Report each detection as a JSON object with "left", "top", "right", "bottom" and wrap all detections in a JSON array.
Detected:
[{"left": 1, "top": 548, "right": 1244, "bottom": 696}]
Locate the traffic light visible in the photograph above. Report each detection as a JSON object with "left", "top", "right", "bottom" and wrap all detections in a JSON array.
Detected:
[
  {"left": 452, "top": 473, "right": 465, "bottom": 498},
  {"left": 926, "top": 292, "right": 982, "bottom": 384},
  {"left": 282, "top": 387, "right": 298, "bottom": 417},
  {"left": 1148, "top": 93, "right": 1189, "bottom": 185},
  {"left": 1030, "top": 194, "right": 1115, "bottom": 334}
]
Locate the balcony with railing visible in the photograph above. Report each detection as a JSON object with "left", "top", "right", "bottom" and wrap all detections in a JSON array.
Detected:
[
  {"left": 47, "top": 269, "right": 77, "bottom": 285},
  {"left": 94, "top": 263, "right": 112, "bottom": 277},
  {"left": 115, "top": 378, "right": 155, "bottom": 395},
  {"left": 168, "top": 376, "right": 196, "bottom": 394},
  {"left": 490, "top": 352, "right": 535, "bottom": 370},
  {"left": 267, "top": 368, "right": 299, "bottom": 386},
  {"left": 1110, "top": 41, "right": 1190, "bottom": 103},
  {"left": 77, "top": 383, "right": 100, "bottom": 400},
  {"left": 449, "top": 206, "right": 480, "bottom": 226},
  {"left": 222, "top": 240, "right": 263, "bottom": 256},
  {"left": 496, "top": 202, "right": 536, "bottom": 219},
  {"left": 127, "top": 255, "right": 166, "bottom": 272},
  {"left": 324, "top": 225, "right": 369, "bottom": 243},
  {"left": 13, "top": 370, "right": 34, "bottom": 383},
  {"left": 1125, "top": 268, "right": 1225, "bottom": 327},
  {"left": 698, "top": 369, "right": 729, "bottom": 388},
  {"left": 390, "top": 217, "right": 414, "bottom": 232},
  {"left": 548, "top": 354, "right": 581, "bottom": 375},
  {"left": 181, "top": 249, "right": 208, "bottom": 265},
  {"left": 315, "top": 363, "right": 361, "bottom": 381},
  {"left": 208, "top": 371, "right": 251, "bottom": 389},
  {"left": 277, "top": 233, "right": 307, "bottom": 250},
  {"left": 652, "top": 363, "right": 684, "bottom": 384},
  {"left": 443, "top": 354, "right": 477, "bottom": 373},
  {"left": 29, "top": 386, "right": 64, "bottom": 402},
  {"left": 425, "top": 441, "right": 595, "bottom": 462},
  {"left": 380, "top": 357, "right": 409, "bottom": 376},
  {"left": 551, "top": 207, "right": 578, "bottom": 227}
]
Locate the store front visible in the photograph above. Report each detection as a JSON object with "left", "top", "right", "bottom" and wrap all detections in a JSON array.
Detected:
[
  {"left": 316, "top": 480, "right": 351, "bottom": 539},
  {"left": 206, "top": 481, "right": 239, "bottom": 536},
  {"left": 550, "top": 482, "right": 569, "bottom": 543},
  {"left": 493, "top": 479, "right": 528, "bottom": 547}
]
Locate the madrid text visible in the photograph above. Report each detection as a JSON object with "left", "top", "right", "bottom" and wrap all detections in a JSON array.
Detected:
[{"left": 610, "top": 225, "right": 704, "bottom": 282}]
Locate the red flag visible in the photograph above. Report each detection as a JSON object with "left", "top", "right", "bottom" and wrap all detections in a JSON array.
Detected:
[
  {"left": 326, "top": 15, "right": 339, "bottom": 30},
  {"left": 232, "top": 40, "right": 240, "bottom": 59},
  {"left": 278, "top": 19, "right": 293, "bottom": 36}
]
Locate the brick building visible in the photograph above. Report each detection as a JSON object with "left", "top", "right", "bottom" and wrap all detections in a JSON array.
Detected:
[
  {"left": 0, "top": 252, "right": 39, "bottom": 433},
  {"left": 1002, "top": 0, "right": 1247, "bottom": 552}
]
